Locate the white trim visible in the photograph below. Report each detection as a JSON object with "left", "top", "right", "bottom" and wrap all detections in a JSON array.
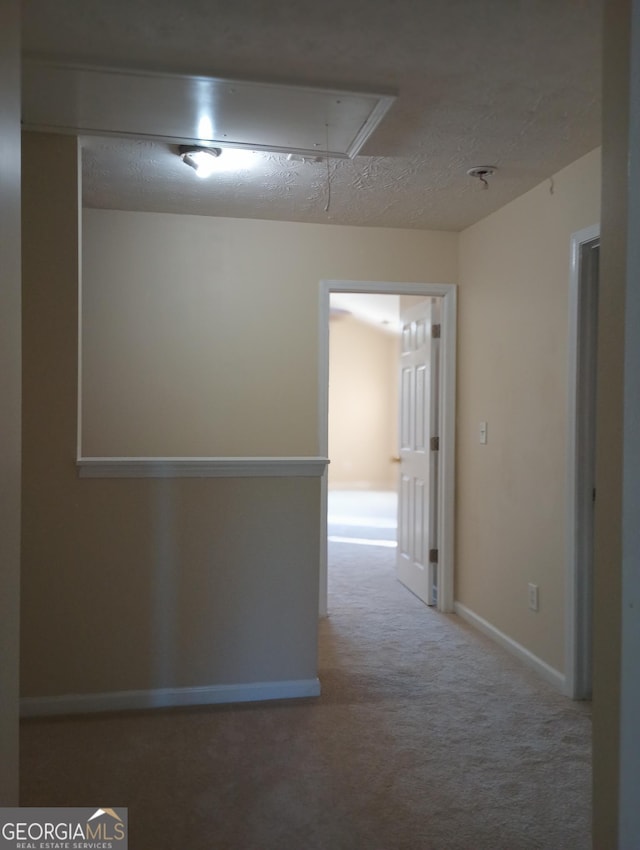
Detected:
[
  {"left": 76, "top": 146, "right": 83, "bottom": 461},
  {"left": 77, "top": 456, "right": 329, "bottom": 478},
  {"left": 24, "top": 60, "right": 396, "bottom": 160},
  {"left": 454, "top": 602, "right": 566, "bottom": 692},
  {"left": 319, "top": 471, "right": 329, "bottom": 617},
  {"left": 20, "top": 678, "right": 321, "bottom": 717},
  {"left": 565, "top": 224, "right": 600, "bottom": 699},
  {"left": 318, "top": 280, "right": 457, "bottom": 614},
  {"left": 346, "top": 95, "right": 397, "bottom": 158}
]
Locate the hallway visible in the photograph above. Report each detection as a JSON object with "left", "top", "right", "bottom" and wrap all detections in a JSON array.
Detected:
[
  {"left": 19, "top": 492, "right": 591, "bottom": 849},
  {"left": 322, "top": 499, "right": 591, "bottom": 848}
]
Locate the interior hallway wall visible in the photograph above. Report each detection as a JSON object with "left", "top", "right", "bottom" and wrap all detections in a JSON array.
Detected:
[
  {"left": 82, "top": 209, "right": 457, "bottom": 458},
  {"left": 328, "top": 314, "right": 398, "bottom": 491},
  {"left": 0, "top": 0, "right": 21, "bottom": 804},
  {"left": 593, "top": 0, "right": 640, "bottom": 844},
  {"left": 457, "top": 148, "right": 601, "bottom": 675}
]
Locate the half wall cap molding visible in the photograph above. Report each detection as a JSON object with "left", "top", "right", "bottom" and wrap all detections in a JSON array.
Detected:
[{"left": 77, "top": 456, "right": 330, "bottom": 479}]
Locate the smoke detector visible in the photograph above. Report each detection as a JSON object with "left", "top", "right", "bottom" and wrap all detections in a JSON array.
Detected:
[{"left": 467, "top": 165, "right": 497, "bottom": 188}]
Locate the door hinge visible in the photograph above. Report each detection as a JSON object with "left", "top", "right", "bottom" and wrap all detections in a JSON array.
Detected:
[
  {"left": 430, "top": 436, "right": 440, "bottom": 451},
  {"left": 432, "top": 323, "right": 441, "bottom": 339},
  {"left": 429, "top": 548, "right": 439, "bottom": 563}
]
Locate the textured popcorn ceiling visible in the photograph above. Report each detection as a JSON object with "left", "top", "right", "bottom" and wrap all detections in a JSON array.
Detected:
[{"left": 21, "top": 0, "right": 602, "bottom": 232}]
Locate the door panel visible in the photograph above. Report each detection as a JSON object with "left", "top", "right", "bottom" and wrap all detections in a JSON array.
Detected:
[
  {"left": 401, "top": 367, "right": 412, "bottom": 450},
  {"left": 414, "top": 477, "right": 427, "bottom": 566},
  {"left": 399, "top": 474, "right": 411, "bottom": 559},
  {"left": 396, "top": 299, "right": 439, "bottom": 606},
  {"left": 415, "top": 364, "right": 427, "bottom": 451}
]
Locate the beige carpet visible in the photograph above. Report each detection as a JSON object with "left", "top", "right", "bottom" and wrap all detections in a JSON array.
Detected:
[{"left": 20, "top": 538, "right": 591, "bottom": 849}]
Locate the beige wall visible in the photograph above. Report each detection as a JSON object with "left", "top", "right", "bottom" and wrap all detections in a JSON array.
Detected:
[
  {"left": 0, "top": 0, "right": 21, "bottom": 805},
  {"left": 592, "top": 0, "right": 632, "bottom": 842},
  {"left": 615, "top": 0, "right": 640, "bottom": 840},
  {"left": 457, "top": 148, "right": 601, "bottom": 673},
  {"left": 82, "top": 209, "right": 457, "bottom": 457},
  {"left": 328, "top": 315, "right": 398, "bottom": 490}
]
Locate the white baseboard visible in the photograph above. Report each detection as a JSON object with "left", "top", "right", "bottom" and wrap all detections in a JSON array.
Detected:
[
  {"left": 454, "top": 602, "right": 566, "bottom": 692},
  {"left": 20, "top": 678, "right": 321, "bottom": 718}
]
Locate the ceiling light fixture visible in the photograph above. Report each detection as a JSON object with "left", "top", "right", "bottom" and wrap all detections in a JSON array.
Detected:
[{"left": 179, "top": 145, "right": 222, "bottom": 178}]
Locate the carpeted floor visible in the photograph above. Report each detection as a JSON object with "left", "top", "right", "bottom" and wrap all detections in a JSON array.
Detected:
[{"left": 20, "top": 495, "right": 591, "bottom": 849}]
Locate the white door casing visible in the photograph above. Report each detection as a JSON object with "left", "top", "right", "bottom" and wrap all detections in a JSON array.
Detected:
[
  {"left": 565, "top": 224, "right": 600, "bottom": 699},
  {"left": 318, "top": 280, "right": 456, "bottom": 617},
  {"left": 396, "top": 298, "right": 440, "bottom": 606}
]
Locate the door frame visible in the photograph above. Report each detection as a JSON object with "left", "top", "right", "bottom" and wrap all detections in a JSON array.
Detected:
[
  {"left": 565, "top": 224, "right": 600, "bottom": 699},
  {"left": 318, "top": 280, "right": 457, "bottom": 617}
]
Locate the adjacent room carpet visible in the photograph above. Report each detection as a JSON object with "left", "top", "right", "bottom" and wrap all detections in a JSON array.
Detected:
[{"left": 20, "top": 534, "right": 591, "bottom": 849}]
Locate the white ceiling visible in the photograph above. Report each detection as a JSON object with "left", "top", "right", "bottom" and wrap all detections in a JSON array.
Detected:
[
  {"left": 21, "top": 0, "right": 602, "bottom": 232},
  {"left": 331, "top": 293, "right": 402, "bottom": 334}
]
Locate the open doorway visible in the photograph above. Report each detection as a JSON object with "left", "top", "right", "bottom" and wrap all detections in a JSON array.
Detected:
[
  {"left": 328, "top": 294, "right": 399, "bottom": 496},
  {"left": 318, "top": 280, "right": 457, "bottom": 618},
  {"left": 327, "top": 294, "right": 400, "bottom": 561},
  {"left": 327, "top": 294, "right": 400, "bottom": 599}
]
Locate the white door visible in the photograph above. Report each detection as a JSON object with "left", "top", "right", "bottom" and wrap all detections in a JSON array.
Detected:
[{"left": 396, "top": 299, "right": 440, "bottom": 606}]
